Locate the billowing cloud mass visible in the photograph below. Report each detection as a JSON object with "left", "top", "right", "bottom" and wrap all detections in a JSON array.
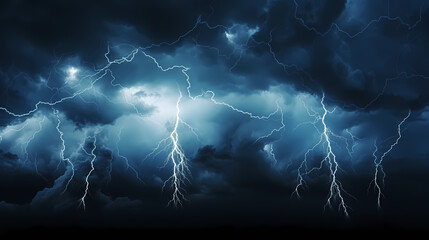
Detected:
[{"left": 1, "top": 0, "right": 429, "bottom": 235}]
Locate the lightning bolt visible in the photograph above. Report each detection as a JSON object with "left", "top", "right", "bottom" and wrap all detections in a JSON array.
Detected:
[
  {"left": 53, "top": 109, "right": 75, "bottom": 194},
  {"left": 319, "top": 94, "right": 350, "bottom": 217},
  {"left": 345, "top": 129, "right": 362, "bottom": 157},
  {"left": 370, "top": 109, "right": 411, "bottom": 208},
  {"left": 80, "top": 134, "right": 98, "bottom": 211},
  {"left": 23, "top": 116, "right": 45, "bottom": 165},
  {"left": 161, "top": 90, "right": 190, "bottom": 207},
  {"left": 116, "top": 127, "right": 143, "bottom": 183},
  {"left": 257, "top": 101, "right": 285, "bottom": 165},
  {"left": 293, "top": 93, "right": 350, "bottom": 217},
  {"left": 0, "top": 69, "right": 111, "bottom": 118},
  {"left": 255, "top": 101, "right": 285, "bottom": 143}
]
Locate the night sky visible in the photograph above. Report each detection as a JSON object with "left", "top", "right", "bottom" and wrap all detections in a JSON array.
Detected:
[{"left": 1, "top": 0, "right": 429, "bottom": 236}]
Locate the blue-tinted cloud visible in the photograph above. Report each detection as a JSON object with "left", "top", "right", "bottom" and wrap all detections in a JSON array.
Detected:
[{"left": 1, "top": 0, "right": 429, "bottom": 233}]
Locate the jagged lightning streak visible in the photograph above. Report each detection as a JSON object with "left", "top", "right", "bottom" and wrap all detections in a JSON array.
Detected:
[
  {"left": 116, "top": 127, "right": 143, "bottom": 182},
  {"left": 371, "top": 110, "right": 411, "bottom": 208},
  {"left": 0, "top": 69, "right": 111, "bottom": 118},
  {"left": 0, "top": 40, "right": 153, "bottom": 122},
  {"left": 144, "top": 136, "right": 172, "bottom": 162},
  {"left": 136, "top": 45, "right": 282, "bottom": 121},
  {"left": 103, "top": 41, "right": 283, "bottom": 146},
  {"left": 53, "top": 109, "right": 75, "bottom": 193},
  {"left": 80, "top": 135, "right": 97, "bottom": 211},
  {"left": 293, "top": 93, "right": 349, "bottom": 217},
  {"left": 319, "top": 95, "right": 349, "bottom": 217},
  {"left": 293, "top": 96, "right": 325, "bottom": 198},
  {"left": 369, "top": 139, "right": 381, "bottom": 202},
  {"left": 256, "top": 101, "right": 285, "bottom": 165},
  {"left": 255, "top": 101, "right": 285, "bottom": 143},
  {"left": 160, "top": 90, "right": 191, "bottom": 207},
  {"left": 23, "top": 116, "right": 45, "bottom": 165},
  {"left": 345, "top": 129, "right": 362, "bottom": 157}
]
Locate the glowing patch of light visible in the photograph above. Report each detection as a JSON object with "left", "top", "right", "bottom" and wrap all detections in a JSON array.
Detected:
[
  {"left": 66, "top": 66, "right": 79, "bottom": 81},
  {"left": 225, "top": 32, "right": 236, "bottom": 43}
]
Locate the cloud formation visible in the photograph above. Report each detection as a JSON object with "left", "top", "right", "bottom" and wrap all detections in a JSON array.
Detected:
[{"left": 1, "top": 0, "right": 429, "bottom": 233}]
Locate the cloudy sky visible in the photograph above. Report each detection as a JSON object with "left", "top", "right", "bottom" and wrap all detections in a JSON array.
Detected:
[{"left": 1, "top": 0, "right": 429, "bottom": 235}]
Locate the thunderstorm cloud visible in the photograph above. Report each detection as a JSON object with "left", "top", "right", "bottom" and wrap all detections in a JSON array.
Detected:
[{"left": 0, "top": 0, "right": 429, "bottom": 235}]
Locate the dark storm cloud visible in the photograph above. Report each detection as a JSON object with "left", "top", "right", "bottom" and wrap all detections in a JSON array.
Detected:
[
  {"left": 0, "top": 0, "right": 206, "bottom": 66},
  {"left": 243, "top": 0, "right": 429, "bottom": 111},
  {"left": 0, "top": 0, "right": 212, "bottom": 125},
  {"left": 0, "top": 150, "right": 49, "bottom": 204},
  {"left": 192, "top": 141, "right": 289, "bottom": 197},
  {"left": 2, "top": 0, "right": 428, "bottom": 113}
]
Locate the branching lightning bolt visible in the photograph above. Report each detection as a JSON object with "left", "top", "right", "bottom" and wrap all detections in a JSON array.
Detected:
[
  {"left": 255, "top": 101, "right": 285, "bottom": 143},
  {"left": 293, "top": 93, "right": 350, "bottom": 217},
  {"left": 319, "top": 95, "right": 349, "bottom": 217},
  {"left": 116, "top": 127, "right": 143, "bottom": 182},
  {"left": 80, "top": 135, "right": 97, "bottom": 211},
  {"left": 370, "top": 109, "right": 411, "bottom": 208},
  {"left": 161, "top": 90, "right": 191, "bottom": 207},
  {"left": 53, "top": 109, "right": 76, "bottom": 193},
  {"left": 0, "top": 69, "right": 111, "bottom": 118},
  {"left": 23, "top": 116, "right": 45, "bottom": 165}
]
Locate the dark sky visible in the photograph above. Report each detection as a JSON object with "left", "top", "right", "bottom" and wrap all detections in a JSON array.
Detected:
[{"left": 1, "top": 0, "right": 429, "bottom": 236}]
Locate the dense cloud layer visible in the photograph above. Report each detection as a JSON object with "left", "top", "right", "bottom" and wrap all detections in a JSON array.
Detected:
[{"left": 1, "top": 0, "right": 429, "bottom": 234}]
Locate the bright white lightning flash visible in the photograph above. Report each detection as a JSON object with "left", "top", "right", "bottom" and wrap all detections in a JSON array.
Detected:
[
  {"left": 225, "top": 32, "right": 235, "bottom": 43},
  {"left": 161, "top": 90, "right": 191, "bottom": 207},
  {"left": 66, "top": 66, "right": 79, "bottom": 81}
]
